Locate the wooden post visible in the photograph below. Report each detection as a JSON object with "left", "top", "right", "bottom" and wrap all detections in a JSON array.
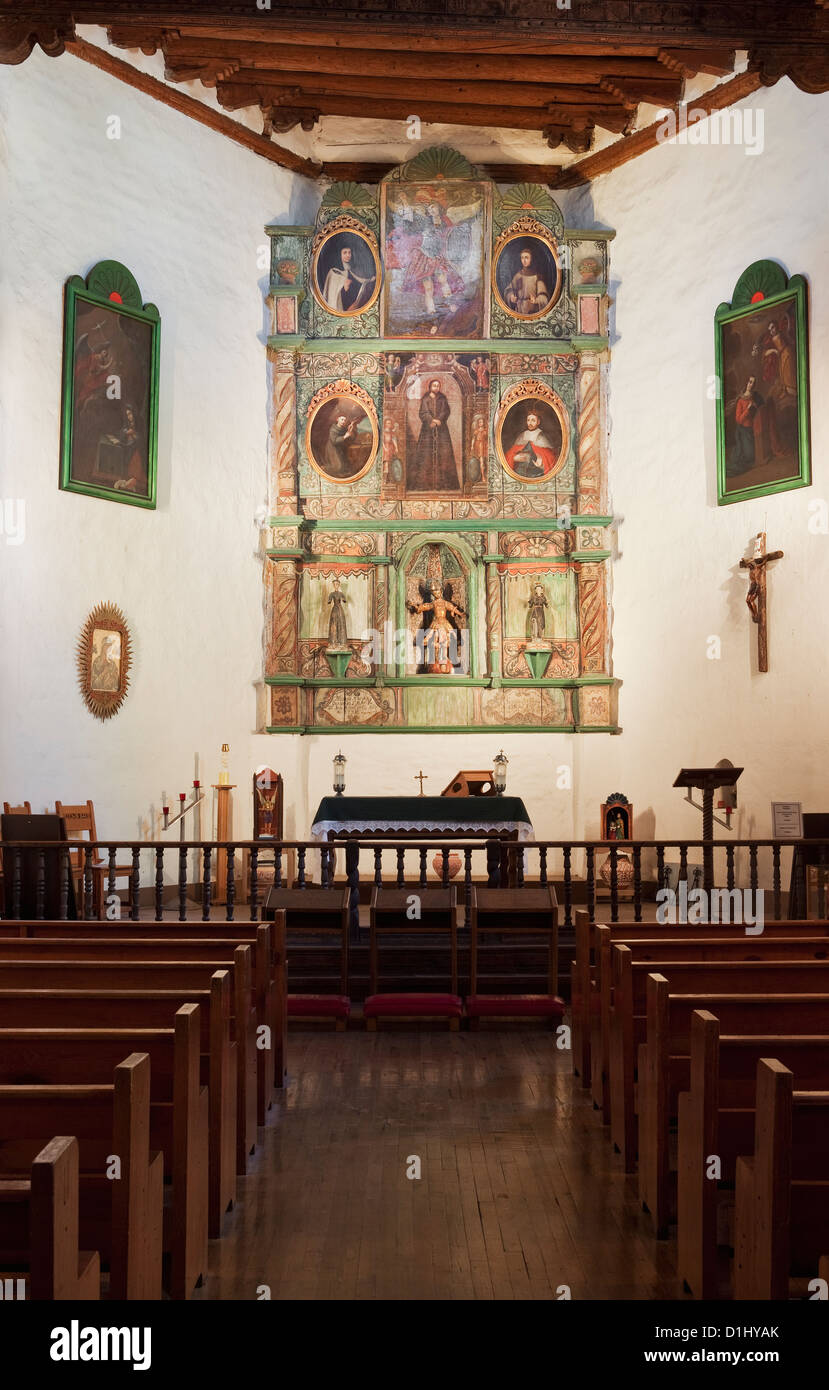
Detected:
[{"left": 212, "top": 784, "right": 236, "bottom": 905}]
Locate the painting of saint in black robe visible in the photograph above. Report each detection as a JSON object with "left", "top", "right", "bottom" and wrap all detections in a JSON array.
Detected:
[{"left": 408, "top": 379, "right": 461, "bottom": 492}]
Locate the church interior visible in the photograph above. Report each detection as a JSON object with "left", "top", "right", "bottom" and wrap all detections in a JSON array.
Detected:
[{"left": 1, "top": 0, "right": 829, "bottom": 1347}]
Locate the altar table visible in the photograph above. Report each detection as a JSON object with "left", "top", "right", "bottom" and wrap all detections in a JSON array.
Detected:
[{"left": 310, "top": 795, "right": 534, "bottom": 843}]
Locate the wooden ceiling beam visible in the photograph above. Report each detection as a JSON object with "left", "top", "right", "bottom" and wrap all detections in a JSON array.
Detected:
[
  {"left": 161, "top": 35, "right": 678, "bottom": 86},
  {"left": 218, "top": 83, "right": 632, "bottom": 136},
  {"left": 550, "top": 68, "right": 763, "bottom": 188},
  {"left": 188, "top": 66, "right": 636, "bottom": 112},
  {"left": 657, "top": 47, "right": 736, "bottom": 77},
  {"left": 64, "top": 36, "right": 321, "bottom": 179}
]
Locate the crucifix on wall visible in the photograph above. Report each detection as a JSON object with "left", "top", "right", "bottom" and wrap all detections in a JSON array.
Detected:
[{"left": 739, "top": 531, "right": 783, "bottom": 672}]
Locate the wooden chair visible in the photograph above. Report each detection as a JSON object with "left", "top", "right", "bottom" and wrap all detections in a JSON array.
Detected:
[
  {"left": 54, "top": 800, "right": 132, "bottom": 919},
  {"left": 467, "top": 886, "right": 563, "bottom": 1027},
  {"left": 3, "top": 801, "right": 31, "bottom": 815},
  {"left": 364, "top": 886, "right": 461, "bottom": 1030},
  {"left": 266, "top": 886, "right": 351, "bottom": 1028}
]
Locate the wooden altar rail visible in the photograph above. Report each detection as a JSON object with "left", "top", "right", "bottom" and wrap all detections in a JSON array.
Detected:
[{"left": 2, "top": 838, "right": 827, "bottom": 928}]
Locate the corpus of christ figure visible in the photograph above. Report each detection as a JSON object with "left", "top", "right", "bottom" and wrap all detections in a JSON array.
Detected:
[{"left": 739, "top": 531, "right": 783, "bottom": 672}]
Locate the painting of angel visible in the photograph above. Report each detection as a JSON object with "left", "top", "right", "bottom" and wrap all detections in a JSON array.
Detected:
[{"left": 382, "top": 181, "right": 489, "bottom": 338}]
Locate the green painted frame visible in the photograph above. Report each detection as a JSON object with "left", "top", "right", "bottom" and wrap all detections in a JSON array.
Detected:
[
  {"left": 60, "top": 261, "right": 160, "bottom": 510},
  {"left": 715, "top": 260, "right": 810, "bottom": 507}
]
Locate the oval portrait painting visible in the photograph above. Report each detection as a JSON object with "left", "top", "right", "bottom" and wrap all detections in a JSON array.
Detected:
[
  {"left": 307, "top": 391, "right": 378, "bottom": 485},
  {"left": 496, "top": 391, "right": 568, "bottom": 484},
  {"left": 312, "top": 227, "right": 381, "bottom": 318},
  {"left": 493, "top": 234, "right": 561, "bottom": 321}
]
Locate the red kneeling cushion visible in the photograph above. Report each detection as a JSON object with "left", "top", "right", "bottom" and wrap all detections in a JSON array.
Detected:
[
  {"left": 466, "top": 994, "right": 565, "bottom": 1018},
  {"left": 364, "top": 993, "right": 463, "bottom": 1018},
  {"left": 288, "top": 993, "right": 351, "bottom": 1019}
]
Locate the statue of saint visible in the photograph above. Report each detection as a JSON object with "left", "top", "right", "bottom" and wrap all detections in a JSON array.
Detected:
[
  {"left": 327, "top": 577, "right": 348, "bottom": 647},
  {"left": 527, "top": 583, "right": 548, "bottom": 640}
]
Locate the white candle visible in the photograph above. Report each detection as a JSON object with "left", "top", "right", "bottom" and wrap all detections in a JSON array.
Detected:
[{"left": 162, "top": 790, "right": 167, "bottom": 807}]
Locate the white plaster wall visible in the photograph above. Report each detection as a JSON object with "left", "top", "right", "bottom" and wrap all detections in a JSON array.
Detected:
[
  {"left": 0, "top": 48, "right": 315, "bottom": 843},
  {"left": 1, "top": 56, "right": 826, "bottom": 867}
]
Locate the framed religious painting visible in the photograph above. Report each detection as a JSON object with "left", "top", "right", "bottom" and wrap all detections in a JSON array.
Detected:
[
  {"left": 492, "top": 218, "right": 562, "bottom": 322},
  {"left": 305, "top": 380, "right": 378, "bottom": 485},
  {"left": 495, "top": 379, "right": 570, "bottom": 484},
  {"left": 715, "top": 261, "right": 810, "bottom": 506},
  {"left": 310, "top": 216, "right": 381, "bottom": 318},
  {"left": 381, "top": 178, "right": 490, "bottom": 338},
  {"left": 60, "top": 261, "right": 160, "bottom": 508},
  {"left": 76, "top": 601, "right": 132, "bottom": 720}
]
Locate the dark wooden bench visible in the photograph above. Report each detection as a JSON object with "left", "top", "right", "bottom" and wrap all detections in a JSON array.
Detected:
[
  {"left": 0, "top": 952, "right": 257, "bottom": 1175},
  {"left": 365, "top": 887, "right": 461, "bottom": 1028},
  {"left": 571, "top": 914, "right": 829, "bottom": 1091},
  {"left": 675, "top": 1009, "right": 829, "bottom": 1297},
  {"left": 734, "top": 1059, "right": 829, "bottom": 1299},
  {"left": 609, "top": 950, "right": 829, "bottom": 1170},
  {"left": 468, "top": 886, "right": 561, "bottom": 1026},
  {"left": 0, "top": 1051, "right": 163, "bottom": 1299},
  {"left": 0, "top": 977, "right": 236, "bottom": 1239},
  {"left": 266, "top": 887, "right": 349, "bottom": 1026},
  {"left": 0, "top": 1136, "right": 100, "bottom": 1299},
  {"left": 0, "top": 1007, "right": 208, "bottom": 1299}
]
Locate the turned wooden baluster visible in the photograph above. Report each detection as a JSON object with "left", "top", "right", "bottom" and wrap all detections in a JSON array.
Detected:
[
  {"left": 226, "top": 846, "right": 235, "bottom": 921},
  {"left": 36, "top": 849, "right": 46, "bottom": 920},
  {"left": 249, "top": 845, "right": 259, "bottom": 921},
  {"left": 562, "top": 846, "right": 572, "bottom": 927},
  {"left": 585, "top": 846, "right": 595, "bottom": 923},
  {"left": 396, "top": 847, "right": 405, "bottom": 889},
  {"left": 11, "top": 849, "right": 21, "bottom": 918},
  {"left": 726, "top": 843, "right": 735, "bottom": 892},
  {"left": 59, "top": 847, "right": 70, "bottom": 921},
  {"left": 297, "top": 846, "right": 306, "bottom": 889},
  {"left": 464, "top": 848, "right": 472, "bottom": 929},
  {"left": 633, "top": 845, "right": 642, "bottom": 922},
  {"left": 374, "top": 847, "right": 383, "bottom": 888},
  {"left": 108, "top": 847, "right": 117, "bottom": 918},
  {"left": 202, "top": 847, "right": 212, "bottom": 921},
  {"left": 609, "top": 845, "right": 619, "bottom": 923},
  {"left": 130, "top": 848, "right": 141, "bottom": 921},
  {"left": 772, "top": 844, "right": 782, "bottom": 920},
  {"left": 419, "top": 848, "right": 427, "bottom": 890},
  {"left": 539, "top": 845, "right": 548, "bottom": 888},
  {"left": 178, "top": 846, "right": 187, "bottom": 921},
  {"left": 154, "top": 847, "right": 164, "bottom": 920},
  {"left": 84, "top": 845, "right": 94, "bottom": 921}
]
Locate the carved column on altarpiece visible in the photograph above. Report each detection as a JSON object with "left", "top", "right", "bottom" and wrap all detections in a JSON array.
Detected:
[
  {"left": 575, "top": 352, "right": 605, "bottom": 516},
  {"left": 576, "top": 562, "right": 608, "bottom": 675},
  {"left": 485, "top": 550, "right": 503, "bottom": 678},
  {"left": 267, "top": 347, "right": 299, "bottom": 517}
]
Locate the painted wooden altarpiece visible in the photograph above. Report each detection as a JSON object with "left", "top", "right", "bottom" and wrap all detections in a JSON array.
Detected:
[{"left": 262, "top": 148, "right": 616, "bottom": 734}]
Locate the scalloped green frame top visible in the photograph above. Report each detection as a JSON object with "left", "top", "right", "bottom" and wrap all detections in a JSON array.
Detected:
[
  {"left": 84, "top": 260, "right": 155, "bottom": 313},
  {"left": 730, "top": 259, "right": 788, "bottom": 309}
]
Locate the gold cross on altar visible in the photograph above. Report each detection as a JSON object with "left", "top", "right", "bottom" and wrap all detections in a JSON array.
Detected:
[
  {"left": 414, "top": 770, "right": 428, "bottom": 796},
  {"left": 739, "top": 531, "right": 784, "bottom": 673}
]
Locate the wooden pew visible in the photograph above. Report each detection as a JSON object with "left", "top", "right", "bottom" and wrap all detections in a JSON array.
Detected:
[
  {"left": 676, "top": 1009, "right": 829, "bottom": 1297},
  {"left": 571, "top": 914, "right": 829, "bottom": 1093},
  {"left": 0, "top": 1052, "right": 163, "bottom": 1299},
  {"left": 734, "top": 1059, "right": 829, "bottom": 1299},
  {"left": 3, "top": 913, "right": 289, "bottom": 1096},
  {"left": 609, "top": 950, "right": 829, "bottom": 1170},
  {"left": 0, "top": 1009, "right": 208, "bottom": 1299},
  {"left": 640, "top": 972, "right": 829, "bottom": 1237},
  {"left": 0, "top": 951, "right": 257, "bottom": 1175},
  {"left": 0, "top": 928, "right": 279, "bottom": 1123},
  {"left": 592, "top": 927, "right": 829, "bottom": 1119},
  {"left": 0, "top": 1136, "right": 100, "bottom": 1299},
  {"left": 0, "top": 978, "right": 236, "bottom": 1239}
]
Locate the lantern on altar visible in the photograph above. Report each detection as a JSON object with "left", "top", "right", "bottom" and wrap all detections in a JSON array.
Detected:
[
  {"left": 333, "top": 749, "right": 347, "bottom": 797},
  {"left": 493, "top": 749, "right": 509, "bottom": 796}
]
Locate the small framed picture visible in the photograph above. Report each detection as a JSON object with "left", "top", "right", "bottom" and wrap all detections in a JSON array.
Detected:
[
  {"left": 76, "top": 602, "right": 132, "bottom": 720},
  {"left": 771, "top": 801, "right": 803, "bottom": 838}
]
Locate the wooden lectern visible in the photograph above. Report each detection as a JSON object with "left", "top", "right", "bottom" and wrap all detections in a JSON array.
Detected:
[{"left": 673, "top": 766, "right": 743, "bottom": 892}]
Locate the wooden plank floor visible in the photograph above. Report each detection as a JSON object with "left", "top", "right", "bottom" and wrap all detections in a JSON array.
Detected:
[{"left": 194, "top": 1024, "right": 689, "bottom": 1301}]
